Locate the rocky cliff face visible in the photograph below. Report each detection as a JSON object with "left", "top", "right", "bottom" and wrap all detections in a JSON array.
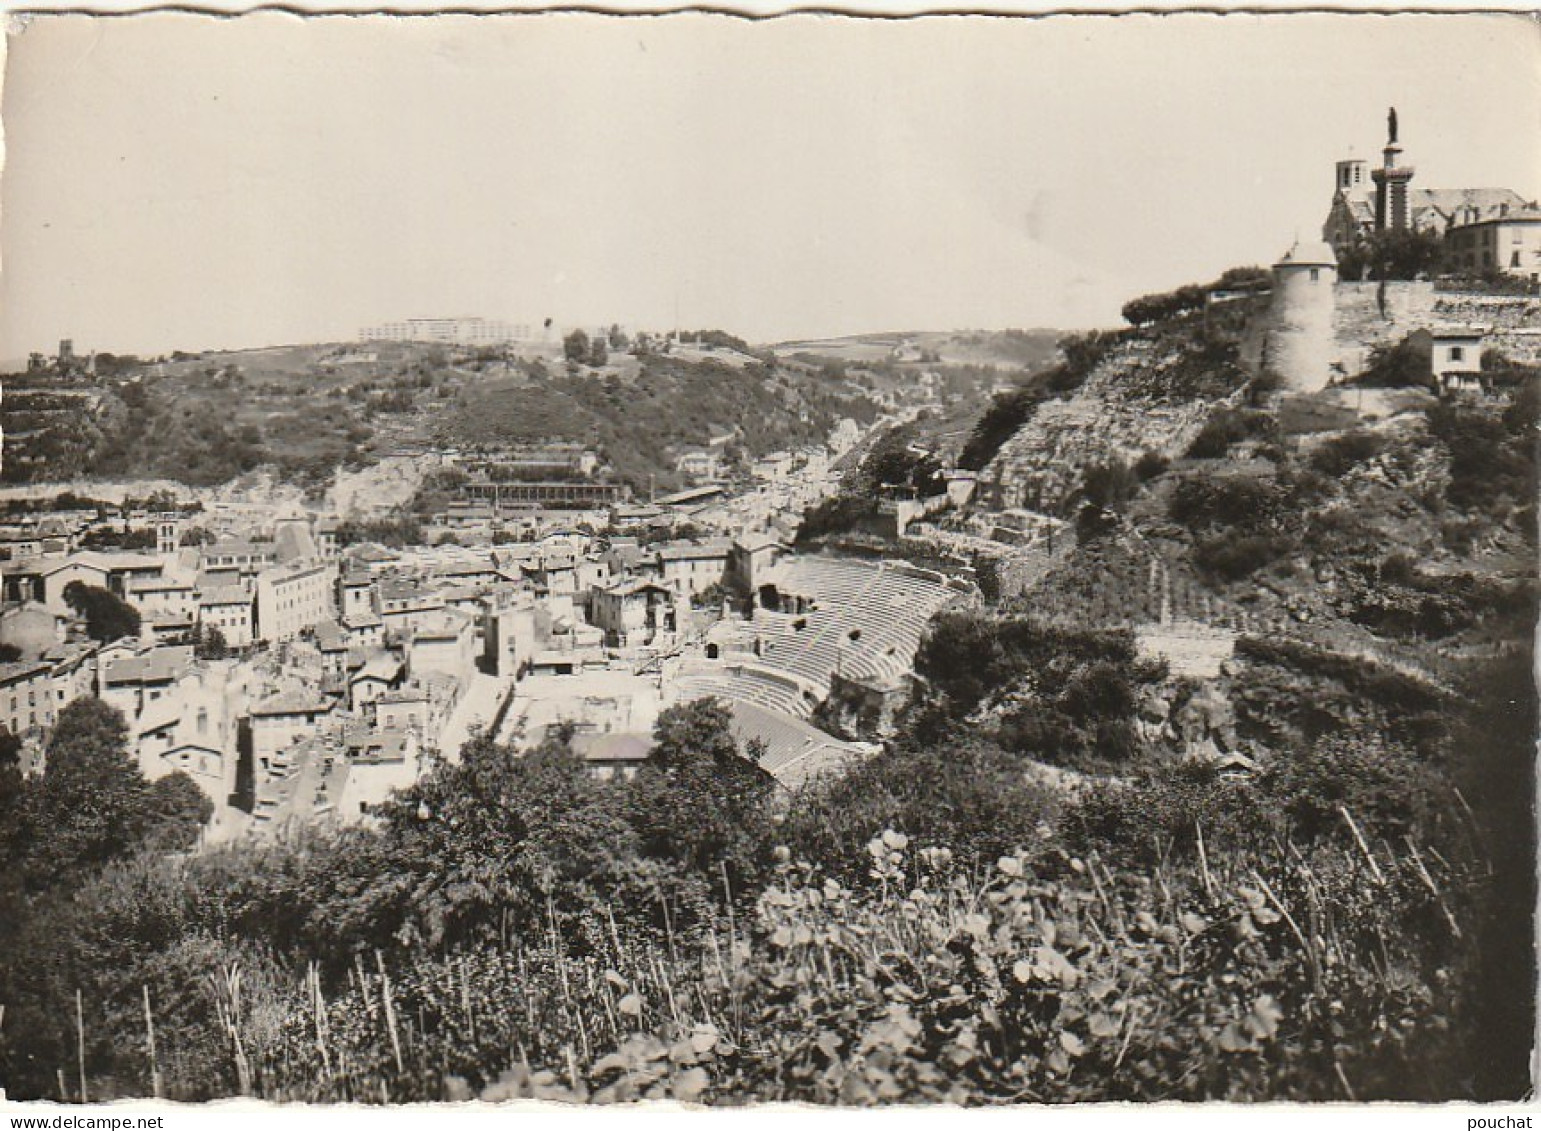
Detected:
[{"left": 981, "top": 323, "right": 1251, "bottom": 515}]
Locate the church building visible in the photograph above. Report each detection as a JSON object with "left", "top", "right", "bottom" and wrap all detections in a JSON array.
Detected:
[{"left": 1321, "top": 109, "right": 1534, "bottom": 264}]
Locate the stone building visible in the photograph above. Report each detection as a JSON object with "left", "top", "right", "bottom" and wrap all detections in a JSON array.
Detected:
[
  {"left": 1444, "top": 207, "right": 1541, "bottom": 281},
  {"left": 1322, "top": 111, "right": 1535, "bottom": 261}
]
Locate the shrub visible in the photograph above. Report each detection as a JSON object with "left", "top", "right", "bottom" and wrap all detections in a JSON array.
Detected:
[
  {"left": 1062, "top": 761, "right": 1272, "bottom": 865},
  {"left": 1263, "top": 731, "right": 1450, "bottom": 847},
  {"left": 62, "top": 581, "right": 141, "bottom": 644},
  {"left": 1310, "top": 431, "right": 1386, "bottom": 478},
  {"left": 1186, "top": 408, "right": 1276, "bottom": 459},
  {"left": 1358, "top": 337, "right": 1433, "bottom": 389},
  {"left": 1168, "top": 477, "right": 1280, "bottom": 531},
  {"left": 1080, "top": 458, "right": 1137, "bottom": 512},
  {"left": 1133, "top": 450, "right": 1170, "bottom": 481},
  {"left": 1427, "top": 402, "right": 1535, "bottom": 514},
  {"left": 1193, "top": 530, "right": 1295, "bottom": 581}
]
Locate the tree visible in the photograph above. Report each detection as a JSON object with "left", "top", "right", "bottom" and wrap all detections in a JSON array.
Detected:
[
  {"left": 0, "top": 726, "right": 23, "bottom": 835},
  {"left": 143, "top": 772, "right": 213, "bottom": 851},
  {"left": 1121, "top": 283, "right": 1207, "bottom": 327},
  {"left": 861, "top": 426, "right": 943, "bottom": 497},
  {"left": 959, "top": 385, "right": 1045, "bottom": 471},
  {"left": 564, "top": 329, "right": 591, "bottom": 365},
  {"left": 1081, "top": 457, "right": 1137, "bottom": 512},
  {"left": 193, "top": 623, "right": 229, "bottom": 660},
  {"left": 62, "top": 581, "right": 141, "bottom": 644},
  {"left": 1337, "top": 227, "right": 1444, "bottom": 282},
  {"left": 1358, "top": 336, "right": 1434, "bottom": 390},
  {"left": 357, "top": 728, "right": 649, "bottom": 951},
  {"left": 588, "top": 337, "right": 609, "bottom": 368},
  {"left": 20, "top": 699, "right": 151, "bottom": 889},
  {"left": 624, "top": 699, "right": 775, "bottom": 894}
]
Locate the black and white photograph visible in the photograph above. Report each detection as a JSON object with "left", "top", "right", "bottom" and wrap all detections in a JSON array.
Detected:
[{"left": 0, "top": 8, "right": 1536, "bottom": 1113}]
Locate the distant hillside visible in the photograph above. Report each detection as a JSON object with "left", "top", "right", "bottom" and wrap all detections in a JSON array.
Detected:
[
  {"left": 1, "top": 341, "right": 461, "bottom": 489},
  {"left": 772, "top": 328, "right": 1061, "bottom": 370},
  {"left": 435, "top": 352, "right": 881, "bottom": 495}
]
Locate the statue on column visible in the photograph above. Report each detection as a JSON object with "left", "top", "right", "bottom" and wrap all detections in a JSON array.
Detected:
[{"left": 1387, "top": 106, "right": 1398, "bottom": 145}]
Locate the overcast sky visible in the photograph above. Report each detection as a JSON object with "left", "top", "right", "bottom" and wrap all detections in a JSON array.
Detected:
[{"left": 1, "top": 12, "right": 1538, "bottom": 355}]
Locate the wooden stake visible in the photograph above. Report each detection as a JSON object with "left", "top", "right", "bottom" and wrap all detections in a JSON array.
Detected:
[
  {"left": 459, "top": 955, "right": 476, "bottom": 1045},
  {"left": 1250, "top": 869, "right": 1320, "bottom": 992},
  {"left": 1404, "top": 836, "right": 1462, "bottom": 939},
  {"left": 143, "top": 984, "right": 162, "bottom": 1099},
  {"left": 75, "top": 989, "right": 88, "bottom": 1103},
  {"left": 719, "top": 859, "right": 738, "bottom": 962},
  {"left": 1195, "top": 822, "right": 1216, "bottom": 900},
  {"left": 374, "top": 950, "right": 404, "bottom": 1079},
  {"left": 1338, "top": 806, "right": 1385, "bottom": 885}
]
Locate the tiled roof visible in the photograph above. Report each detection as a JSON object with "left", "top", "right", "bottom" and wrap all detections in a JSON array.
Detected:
[
  {"left": 656, "top": 538, "right": 732, "bottom": 561},
  {"left": 251, "top": 690, "right": 333, "bottom": 717},
  {"left": 0, "top": 660, "right": 52, "bottom": 686},
  {"left": 351, "top": 653, "right": 403, "bottom": 684},
  {"left": 313, "top": 620, "right": 349, "bottom": 651},
  {"left": 571, "top": 732, "right": 653, "bottom": 764},
  {"left": 199, "top": 585, "right": 251, "bottom": 607},
  {"left": 102, "top": 646, "right": 193, "bottom": 685}
]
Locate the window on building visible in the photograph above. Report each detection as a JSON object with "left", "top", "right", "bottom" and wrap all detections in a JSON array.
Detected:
[
  {"left": 1309, "top": 268, "right": 1320, "bottom": 282},
  {"left": 1449, "top": 346, "right": 1465, "bottom": 362}
]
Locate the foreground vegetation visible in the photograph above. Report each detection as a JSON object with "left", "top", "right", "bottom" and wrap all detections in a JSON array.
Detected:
[{"left": 0, "top": 608, "right": 1528, "bottom": 1103}]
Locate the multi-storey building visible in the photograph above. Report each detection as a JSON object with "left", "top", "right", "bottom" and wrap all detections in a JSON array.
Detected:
[
  {"left": 254, "top": 561, "right": 338, "bottom": 643},
  {"left": 198, "top": 585, "right": 255, "bottom": 648},
  {"left": 1444, "top": 208, "right": 1541, "bottom": 281},
  {"left": 0, "top": 660, "right": 57, "bottom": 742},
  {"left": 358, "top": 317, "right": 531, "bottom": 346}
]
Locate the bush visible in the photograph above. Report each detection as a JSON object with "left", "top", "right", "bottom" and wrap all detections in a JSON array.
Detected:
[
  {"left": 1133, "top": 450, "right": 1170, "bottom": 481},
  {"left": 1309, "top": 431, "right": 1385, "bottom": 478},
  {"left": 1358, "top": 336, "right": 1433, "bottom": 389},
  {"left": 1263, "top": 731, "right": 1450, "bottom": 847},
  {"left": 1193, "top": 530, "right": 1295, "bottom": 581},
  {"left": 910, "top": 613, "right": 1165, "bottom": 773},
  {"left": 1062, "top": 761, "right": 1272, "bottom": 865},
  {"left": 1337, "top": 228, "right": 1444, "bottom": 282},
  {"left": 779, "top": 738, "right": 1059, "bottom": 882},
  {"left": 62, "top": 581, "right": 141, "bottom": 643},
  {"left": 1168, "top": 477, "right": 1280, "bottom": 531},
  {"left": 1080, "top": 458, "right": 1137, "bottom": 512},
  {"left": 1427, "top": 402, "right": 1535, "bottom": 514},
  {"left": 1186, "top": 408, "right": 1276, "bottom": 459}
]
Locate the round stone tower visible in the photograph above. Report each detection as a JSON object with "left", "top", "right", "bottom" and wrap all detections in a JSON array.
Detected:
[{"left": 1265, "top": 239, "right": 1338, "bottom": 394}]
